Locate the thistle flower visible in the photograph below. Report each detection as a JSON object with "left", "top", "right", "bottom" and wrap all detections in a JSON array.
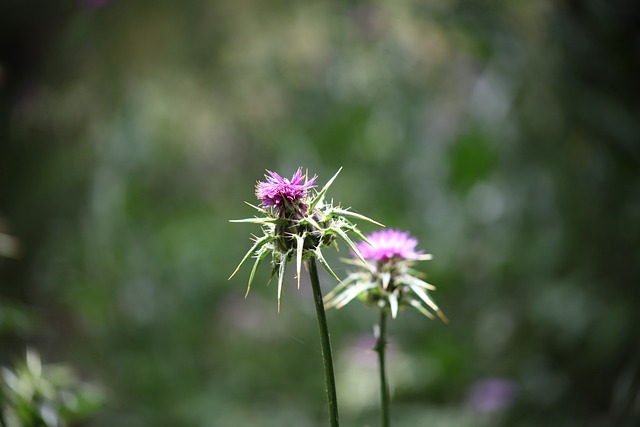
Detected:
[
  {"left": 325, "top": 229, "right": 447, "bottom": 321},
  {"left": 229, "top": 167, "right": 383, "bottom": 311},
  {"left": 255, "top": 168, "right": 316, "bottom": 218},
  {"left": 356, "top": 229, "right": 425, "bottom": 262}
]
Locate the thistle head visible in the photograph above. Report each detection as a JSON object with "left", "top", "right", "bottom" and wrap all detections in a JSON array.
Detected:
[
  {"left": 356, "top": 229, "right": 425, "bottom": 263},
  {"left": 230, "top": 167, "right": 384, "bottom": 311},
  {"left": 325, "top": 229, "right": 447, "bottom": 321},
  {"left": 255, "top": 168, "right": 316, "bottom": 219}
]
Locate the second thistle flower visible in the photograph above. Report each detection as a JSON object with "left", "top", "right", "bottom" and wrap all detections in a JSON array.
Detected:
[{"left": 325, "top": 229, "right": 448, "bottom": 321}]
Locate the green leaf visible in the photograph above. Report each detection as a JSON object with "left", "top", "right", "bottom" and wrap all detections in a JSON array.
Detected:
[
  {"left": 381, "top": 272, "right": 391, "bottom": 290},
  {"left": 347, "top": 225, "right": 371, "bottom": 246},
  {"left": 244, "top": 201, "right": 268, "bottom": 212},
  {"left": 294, "top": 233, "right": 306, "bottom": 289},
  {"left": 331, "top": 283, "right": 376, "bottom": 309},
  {"left": 229, "top": 217, "right": 278, "bottom": 224},
  {"left": 228, "top": 235, "right": 274, "bottom": 280},
  {"left": 408, "top": 299, "right": 435, "bottom": 319},
  {"left": 326, "top": 226, "right": 371, "bottom": 271},
  {"left": 308, "top": 167, "right": 342, "bottom": 212},
  {"left": 276, "top": 252, "right": 289, "bottom": 312},
  {"left": 388, "top": 293, "right": 399, "bottom": 319},
  {"left": 245, "top": 248, "right": 268, "bottom": 298},
  {"left": 402, "top": 275, "right": 436, "bottom": 290},
  {"left": 330, "top": 207, "right": 385, "bottom": 227},
  {"left": 314, "top": 247, "right": 343, "bottom": 285},
  {"left": 323, "top": 274, "right": 360, "bottom": 303},
  {"left": 409, "top": 284, "right": 448, "bottom": 323},
  {"left": 301, "top": 215, "right": 323, "bottom": 231}
]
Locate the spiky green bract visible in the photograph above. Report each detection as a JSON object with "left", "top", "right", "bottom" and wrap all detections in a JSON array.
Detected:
[
  {"left": 229, "top": 168, "right": 383, "bottom": 310},
  {"left": 325, "top": 232, "right": 447, "bottom": 322}
]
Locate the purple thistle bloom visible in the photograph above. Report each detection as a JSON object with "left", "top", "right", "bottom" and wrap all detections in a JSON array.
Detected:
[
  {"left": 356, "top": 229, "right": 424, "bottom": 262},
  {"left": 466, "top": 378, "right": 518, "bottom": 413},
  {"left": 328, "top": 229, "right": 445, "bottom": 321},
  {"left": 255, "top": 168, "right": 316, "bottom": 216},
  {"left": 232, "top": 166, "right": 383, "bottom": 312}
]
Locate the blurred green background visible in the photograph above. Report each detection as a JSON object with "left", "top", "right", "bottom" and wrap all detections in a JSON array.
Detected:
[{"left": 1, "top": 0, "right": 639, "bottom": 426}]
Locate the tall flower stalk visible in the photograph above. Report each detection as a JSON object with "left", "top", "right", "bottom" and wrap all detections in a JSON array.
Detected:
[
  {"left": 374, "top": 309, "right": 390, "bottom": 427},
  {"left": 308, "top": 257, "right": 339, "bottom": 426},
  {"left": 326, "top": 229, "right": 447, "bottom": 427},
  {"left": 230, "top": 167, "right": 382, "bottom": 427}
]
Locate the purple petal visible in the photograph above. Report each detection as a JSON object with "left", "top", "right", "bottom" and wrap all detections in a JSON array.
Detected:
[{"left": 356, "top": 229, "right": 424, "bottom": 262}]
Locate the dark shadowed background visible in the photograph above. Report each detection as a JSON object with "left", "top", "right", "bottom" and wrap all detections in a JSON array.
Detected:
[{"left": 1, "top": 0, "right": 639, "bottom": 426}]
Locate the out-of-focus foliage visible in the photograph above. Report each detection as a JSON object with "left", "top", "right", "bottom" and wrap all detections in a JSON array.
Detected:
[
  {"left": 1, "top": 350, "right": 102, "bottom": 427},
  {"left": 1, "top": 0, "right": 639, "bottom": 426}
]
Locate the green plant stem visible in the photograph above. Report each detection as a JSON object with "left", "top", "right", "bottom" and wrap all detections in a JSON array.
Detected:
[
  {"left": 308, "top": 258, "right": 340, "bottom": 427},
  {"left": 375, "top": 309, "right": 391, "bottom": 427}
]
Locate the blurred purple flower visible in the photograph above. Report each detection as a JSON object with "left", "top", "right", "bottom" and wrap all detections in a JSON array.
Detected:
[
  {"left": 356, "top": 229, "right": 424, "bottom": 262},
  {"left": 466, "top": 378, "right": 518, "bottom": 413},
  {"left": 255, "top": 168, "right": 316, "bottom": 217}
]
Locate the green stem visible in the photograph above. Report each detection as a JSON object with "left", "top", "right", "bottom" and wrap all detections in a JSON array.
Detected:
[
  {"left": 374, "top": 309, "right": 390, "bottom": 427},
  {"left": 308, "top": 258, "right": 340, "bottom": 427}
]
